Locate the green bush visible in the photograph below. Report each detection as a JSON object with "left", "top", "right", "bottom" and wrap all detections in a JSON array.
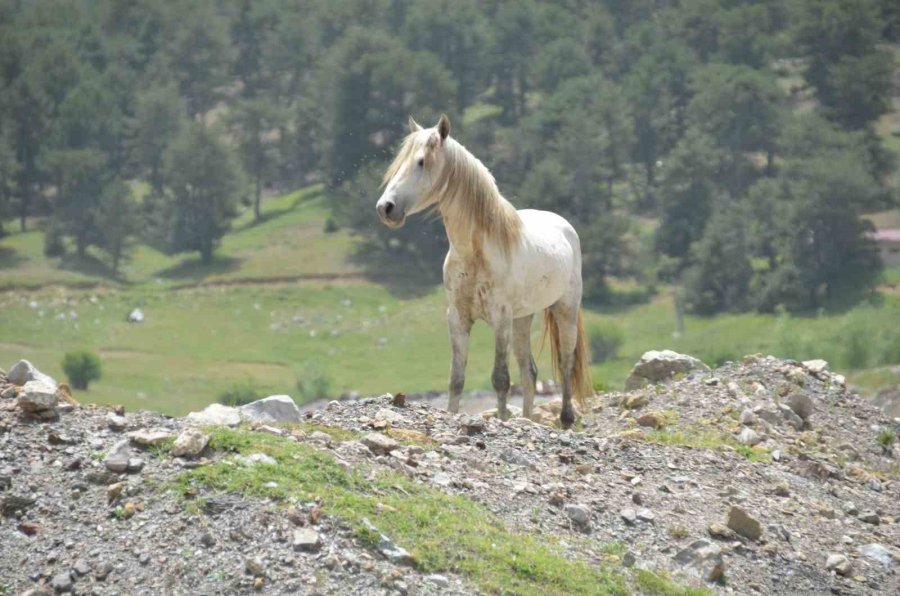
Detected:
[
  {"left": 61, "top": 350, "right": 102, "bottom": 390},
  {"left": 217, "top": 380, "right": 260, "bottom": 407},
  {"left": 323, "top": 217, "right": 339, "bottom": 233},
  {"left": 589, "top": 322, "right": 624, "bottom": 364},
  {"left": 295, "top": 366, "right": 331, "bottom": 403}
]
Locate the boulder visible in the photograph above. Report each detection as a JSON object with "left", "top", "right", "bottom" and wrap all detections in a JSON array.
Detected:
[
  {"left": 171, "top": 428, "right": 209, "bottom": 458},
  {"left": 8, "top": 359, "right": 57, "bottom": 388},
  {"left": 127, "top": 429, "right": 175, "bottom": 447},
  {"left": 673, "top": 540, "right": 726, "bottom": 583},
  {"left": 186, "top": 403, "right": 241, "bottom": 427},
  {"left": 127, "top": 308, "right": 144, "bottom": 323},
  {"left": 240, "top": 395, "right": 302, "bottom": 424},
  {"left": 727, "top": 506, "right": 762, "bottom": 541},
  {"left": 825, "top": 553, "right": 852, "bottom": 576},
  {"left": 858, "top": 543, "right": 894, "bottom": 568},
  {"left": 17, "top": 380, "right": 59, "bottom": 412},
  {"left": 786, "top": 392, "right": 814, "bottom": 421},
  {"left": 361, "top": 432, "right": 399, "bottom": 455},
  {"left": 624, "top": 350, "right": 710, "bottom": 390}
]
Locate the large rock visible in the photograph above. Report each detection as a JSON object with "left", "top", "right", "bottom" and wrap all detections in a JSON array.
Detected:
[
  {"left": 171, "top": 428, "right": 209, "bottom": 457},
  {"left": 17, "top": 380, "right": 59, "bottom": 412},
  {"left": 240, "top": 395, "right": 302, "bottom": 424},
  {"left": 673, "top": 540, "right": 726, "bottom": 583},
  {"left": 727, "top": 506, "right": 763, "bottom": 541},
  {"left": 786, "top": 392, "right": 814, "bottom": 421},
  {"left": 361, "top": 432, "right": 399, "bottom": 455},
  {"left": 127, "top": 429, "right": 175, "bottom": 447},
  {"left": 624, "top": 350, "right": 710, "bottom": 390},
  {"left": 8, "top": 359, "right": 57, "bottom": 388},
  {"left": 186, "top": 403, "right": 241, "bottom": 427}
]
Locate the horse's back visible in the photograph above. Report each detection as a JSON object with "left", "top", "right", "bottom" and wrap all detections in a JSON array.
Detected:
[{"left": 516, "top": 209, "right": 581, "bottom": 257}]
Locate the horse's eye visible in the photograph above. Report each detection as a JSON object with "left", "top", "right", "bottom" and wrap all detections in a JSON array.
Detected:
[{"left": 417, "top": 158, "right": 424, "bottom": 168}]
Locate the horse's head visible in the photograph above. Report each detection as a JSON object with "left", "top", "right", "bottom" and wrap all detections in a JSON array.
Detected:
[{"left": 376, "top": 114, "right": 451, "bottom": 228}]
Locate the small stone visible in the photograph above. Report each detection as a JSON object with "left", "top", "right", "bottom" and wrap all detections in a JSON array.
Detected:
[
  {"left": 636, "top": 508, "right": 655, "bottom": 522},
  {"left": 236, "top": 453, "right": 277, "bottom": 466},
  {"left": 126, "top": 458, "right": 145, "bottom": 473},
  {"left": 624, "top": 394, "right": 648, "bottom": 409},
  {"left": 858, "top": 511, "right": 880, "bottom": 525},
  {"left": 245, "top": 556, "right": 266, "bottom": 576},
  {"left": 674, "top": 539, "right": 725, "bottom": 583},
  {"left": 104, "top": 440, "right": 130, "bottom": 473},
  {"left": 106, "top": 412, "right": 128, "bottom": 431},
  {"left": 127, "top": 429, "right": 174, "bottom": 446},
  {"left": 803, "top": 359, "right": 828, "bottom": 374},
  {"left": 707, "top": 522, "right": 733, "bottom": 539},
  {"left": 738, "top": 427, "right": 761, "bottom": 446},
  {"left": 200, "top": 532, "right": 216, "bottom": 548},
  {"left": 293, "top": 528, "right": 322, "bottom": 552},
  {"left": 73, "top": 560, "right": 90, "bottom": 576},
  {"left": 426, "top": 575, "right": 450, "bottom": 588},
  {"left": 1, "top": 494, "right": 35, "bottom": 515},
  {"left": 361, "top": 432, "right": 399, "bottom": 455},
  {"left": 826, "top": 553, "right": 852, "bottom": 576},
  {"left": 93, "top": 561, "right": 113, "bottom": 581},
  {"left": 635, "top": 412, "right": 666, "bottom": 429},
  {"left": 170, "top": 428, "right": 209, "bottom": 458},
  {"left": 50, "top": 572, "right": 73, "bottom": 592},
  {"left": 462, "top": 416, "right": 486, "bottom": 435},
  {"left": 620, "top": 508, "right": 637, "bottom": 525},
  {"left": 106, "top": 482, "right": 124, "bottom": 504},
  {"left": 739, "top": 409, "right": 757, "bottom": 426},
  {"left": 773, "top": 481, "right": 790, "bottom": 497},
  {"left": 564, "top": 504, "right": 592, "bottom": 531},
  {"left": 727, "top": 506, "right": 762, "bottom": 541}
]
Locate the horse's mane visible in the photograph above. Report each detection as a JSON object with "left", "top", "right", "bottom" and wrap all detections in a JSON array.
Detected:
[{"left": 384, "top": 133, "right": 521, "bottom": 256}]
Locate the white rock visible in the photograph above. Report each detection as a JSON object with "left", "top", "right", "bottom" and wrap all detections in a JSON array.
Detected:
[
  {"left": 127, "top": 429, "right": 175, "bottom": 447},
  {"left": 186, "top": 403, "right": 241, "bottom": 427},
  {"left": 236, "top": 453, "right": 277, "bottom": 466},
  {"left": 802, "top": 359, "right": 828, "bottom": 374},
  {"left": 127, "top": 308, "right": 144, "bottom": 323},
  {"left": 361, "top": 432, "right": 399, "bottom": 455},
  {"left": 825, "top": 553, "right": 852, "bottom": 576},
  {"left": 674, "top": 540, "right": 726, "bottom": 583},
  {"left": 171, "top": 428, "right": 209, "bottom": 457},
  {"left": 624, "top": 350, "right": 710, "bottom": 390},
  {"left": 17, "top": 380, "right": 59, "bottom": 412},
  {"left": 104, "top": 440, "right": 131, "bottom": 473},
  {"left": 293, "top": 528, "right": 321, "bottom": 552},
  {"left": 8, "top": 359, "right": 57, "bottom": 388},
  {"left": 240, "top": 395, "right": 302, "bottom": 424},
  {"left": 738, "top": 427, "right": 761, "bottom": 446}
]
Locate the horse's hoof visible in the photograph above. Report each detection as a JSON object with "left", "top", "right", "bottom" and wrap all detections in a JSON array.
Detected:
[{"left": 560, "top": 406, "right": 575, "bottom": 429}]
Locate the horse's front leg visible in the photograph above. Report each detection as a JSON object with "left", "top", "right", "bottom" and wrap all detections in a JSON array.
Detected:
[
  {"left": 491, "top": 310, "right": 513, "bottom": 421},
  {"left": 447, "top": 306, "right": 472, "bottom": 414}
]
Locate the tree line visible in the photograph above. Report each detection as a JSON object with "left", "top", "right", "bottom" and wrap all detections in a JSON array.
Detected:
[{"left": 0, "top": 0, "right": 897, "bottom": 312}]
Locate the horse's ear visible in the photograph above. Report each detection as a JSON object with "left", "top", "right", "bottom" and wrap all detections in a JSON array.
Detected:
[
  {"left": 437, "top": 114, "right": 450, "bottom": 140},
  {"left": 408, "top": 116, "right": 422, "bottom": 134}
]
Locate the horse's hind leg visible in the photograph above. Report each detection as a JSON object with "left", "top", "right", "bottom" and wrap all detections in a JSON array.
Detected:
[
  {"left": 513, "top": 314, "right": 537, "bottom": 420},
  {"left": 491, "top": 311, "right": 513, "bottom": 420},
  {"left": 550, "top": 300, "right": 579, "bottom": 429},
  {"left": 447, "top": 307, "right": 472, "bottom": 413}
]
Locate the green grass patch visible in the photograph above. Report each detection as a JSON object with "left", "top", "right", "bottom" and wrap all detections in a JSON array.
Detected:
[
  {"left": 176, "top": 428, "right": 628, "bottom": 595},
  {"left": 634, "top": 569, "right": 714, "bottom": 596},
  {"left": 637, "top": 429, "right": 772, "bottom": 463}
]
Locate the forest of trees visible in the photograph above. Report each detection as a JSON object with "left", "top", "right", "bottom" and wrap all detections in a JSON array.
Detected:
[{"left": 0, "top": 0, "right": 897, "bottom": 312}]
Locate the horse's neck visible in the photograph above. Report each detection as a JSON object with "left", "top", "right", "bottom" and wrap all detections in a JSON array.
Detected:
[{"left": 440, "top": 195, "right": 516, "bottom": 261}]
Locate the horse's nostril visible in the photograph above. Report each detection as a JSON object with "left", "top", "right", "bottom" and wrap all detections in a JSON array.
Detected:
[{"left": 385, "top": 202, "right": 394, "bottom": 215}]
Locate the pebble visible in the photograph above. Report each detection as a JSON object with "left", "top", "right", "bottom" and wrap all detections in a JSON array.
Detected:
[
  {"left": 104, "top": 440, "right": 131, "bottom": 473},
  {"left": 170, "top": 428, "right": 209, "bottom": 458},
  {"left": 50, "top": 571, "right": 73, "bottom": 592},
  {"left": 293, "top": 528, "right": 322, "bottom": 552},
  {"left": 564, "top": 504, "right": 592, "bottom": 531},
  {"left": 620, "top": 508, "right": 637, "bottom": 525}
]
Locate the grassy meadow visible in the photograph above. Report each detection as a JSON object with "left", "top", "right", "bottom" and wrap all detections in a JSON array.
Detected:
[{"left": 1, "top": 187, "right": 899, "bottom": 415}]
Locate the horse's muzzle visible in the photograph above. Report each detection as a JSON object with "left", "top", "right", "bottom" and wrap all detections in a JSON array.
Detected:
[{"left": 376, "top": 199, "right": 405, "bottom": 228}]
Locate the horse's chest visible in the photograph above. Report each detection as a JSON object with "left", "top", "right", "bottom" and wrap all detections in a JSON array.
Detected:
[{"left": 444, "top": 261, "right": 500, "bottom": 322}]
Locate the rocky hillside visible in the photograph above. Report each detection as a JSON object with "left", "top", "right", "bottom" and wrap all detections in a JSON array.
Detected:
[{"left": 1, "top": 353, "right": 898, "bottom": 595}]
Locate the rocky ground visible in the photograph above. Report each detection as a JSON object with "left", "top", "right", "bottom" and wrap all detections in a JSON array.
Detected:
[{"left": 1, "top": 353, "right": 898, "bottom": 595}]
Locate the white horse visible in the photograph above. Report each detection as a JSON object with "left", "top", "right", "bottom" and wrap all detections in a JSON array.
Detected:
[{"left": 375, "top": 115, "right": 592, "bottom": 428}]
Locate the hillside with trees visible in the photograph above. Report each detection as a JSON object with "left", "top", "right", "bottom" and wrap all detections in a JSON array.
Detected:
[{"left": 0, "top": 0, "right": 898, "bottom": 312}]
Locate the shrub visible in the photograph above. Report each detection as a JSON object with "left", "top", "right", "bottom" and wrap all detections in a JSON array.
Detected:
[
  {"left": 589, "top": 322, "right": 624, "bottom": 364},
  {"left": 877, "top": 428, "right": 896, "bottom": 455},
  {"left": 323, "top": 217, "right": 339, "bottom": 233},
  {"left": 61, "top": 350, "right": 102, "bottom": 390},
  {"left": 295, "top": 366, "right": 331, "bottom": 403},
  {"left": 217, "top": 380, "right": 260, "bottom": 407},
  {"left": 43, "top": 224, "right": 66, "bottom": 258}
]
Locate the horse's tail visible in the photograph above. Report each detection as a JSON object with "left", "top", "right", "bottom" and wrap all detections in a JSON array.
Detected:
[{"left": 542, "top": 308, "right": 593, "bottom": 409}]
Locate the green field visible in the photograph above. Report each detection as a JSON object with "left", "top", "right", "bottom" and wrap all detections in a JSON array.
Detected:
[{"left": 2, "top": 187, "right": 899, "bottom": 415}]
